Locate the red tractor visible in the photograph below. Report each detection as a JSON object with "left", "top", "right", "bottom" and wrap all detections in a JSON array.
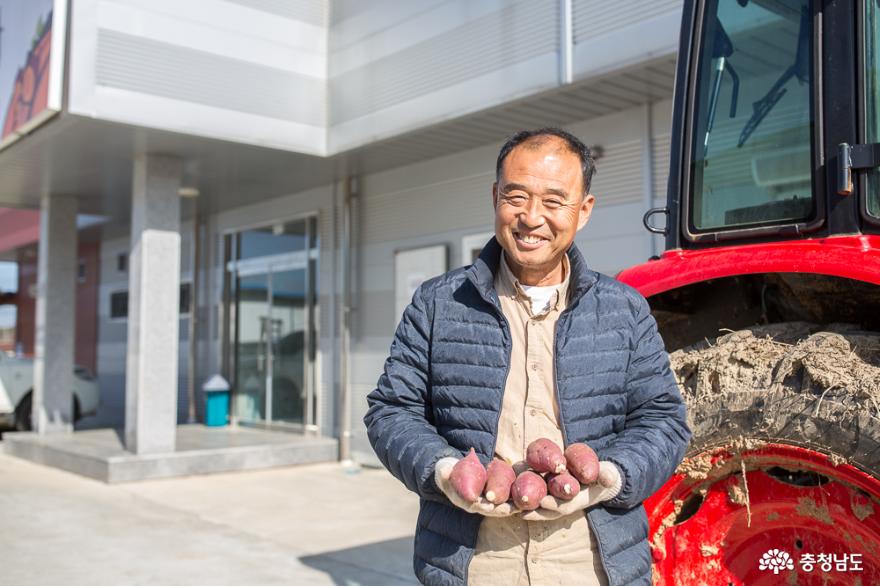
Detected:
[{"left": 617, "top": 0, "right": 880, "bottom": 582}]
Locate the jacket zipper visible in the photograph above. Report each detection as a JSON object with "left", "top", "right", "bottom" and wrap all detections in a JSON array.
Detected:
[
  {"left": 464, "top": 293, "right": 512, "bottom": 586},
  {"left": 554, "top": 306, "right": 614, "bottom": 586}
]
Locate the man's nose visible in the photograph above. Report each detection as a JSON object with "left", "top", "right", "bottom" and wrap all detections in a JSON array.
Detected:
[{"left": 518, "top": 197, "right": 546, "bottom": 227}]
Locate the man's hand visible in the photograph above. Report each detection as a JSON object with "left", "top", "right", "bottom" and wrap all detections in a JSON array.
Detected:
[
  {"left": 520, "top": 461, "right": 623, "bottom": 522},
  {"left": 434, "top": 457, "right": 517, "bottom": 517}
]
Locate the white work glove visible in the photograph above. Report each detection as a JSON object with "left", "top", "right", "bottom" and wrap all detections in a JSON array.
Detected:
[
  {"left": 520, "top": 461, "right": 623, "bottom": 522},
  {"left": 434, "top": 457, "right": 517, "bottom": 517}
]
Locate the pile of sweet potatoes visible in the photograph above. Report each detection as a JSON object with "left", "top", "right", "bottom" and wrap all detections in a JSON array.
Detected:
[{"left": 448, "top": 439, "right": 600, "bottom": 511}]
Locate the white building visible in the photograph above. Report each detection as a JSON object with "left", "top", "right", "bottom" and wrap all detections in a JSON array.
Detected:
[{"left": 0, "top": 0, "right": 682, "bottom": 473}]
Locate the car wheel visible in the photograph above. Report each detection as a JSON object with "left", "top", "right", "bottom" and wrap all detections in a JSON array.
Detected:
[
  {"left": 14, "top": 391, "right": 32, "bottom": 431},
  {"left": 14, "top": 392, "right": 83, "bottom": 431}
]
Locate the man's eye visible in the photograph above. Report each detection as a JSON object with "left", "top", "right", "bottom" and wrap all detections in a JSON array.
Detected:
[
  {"left": 544, "top": 199, "right": 563, "bottom": 208},
  {"left": 505, "top": 195, "right": 527, "bottom": 204}
]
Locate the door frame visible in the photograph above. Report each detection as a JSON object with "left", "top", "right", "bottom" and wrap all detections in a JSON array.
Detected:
[{"left": 221, "top": 213, "right": 319, "bottom": 433}]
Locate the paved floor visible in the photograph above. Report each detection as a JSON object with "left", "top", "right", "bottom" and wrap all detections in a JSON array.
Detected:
[{"left": 0, "top": 445, "right": 421, "bottom": 585}]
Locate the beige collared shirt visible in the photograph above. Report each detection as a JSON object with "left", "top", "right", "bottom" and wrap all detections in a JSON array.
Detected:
[{"left": 467, "top": 253, "right": 607, "bottom": 586}]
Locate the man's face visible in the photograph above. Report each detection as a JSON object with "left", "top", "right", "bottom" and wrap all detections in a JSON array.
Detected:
[{"left": 493, "top": 139, "right": 595, "bottom": 284}]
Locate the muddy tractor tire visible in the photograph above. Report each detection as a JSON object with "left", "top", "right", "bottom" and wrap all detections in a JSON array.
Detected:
[
  {"left": 670, "top": 321, "right": 880, "bottom": 471},
  {"left": 648, "top": 322, "right": 880, "bottom": 584}
]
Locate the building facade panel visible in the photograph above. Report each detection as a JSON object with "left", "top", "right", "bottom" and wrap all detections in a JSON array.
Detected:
[
  {"left": 571, "top": 0, "right": 682, "bottom": 79},
  {"left": 329, "top": 0, "right": 561, "bottom": 151},
  {"left": 69, "top": 0, "right": 328, "bottom": 153}
]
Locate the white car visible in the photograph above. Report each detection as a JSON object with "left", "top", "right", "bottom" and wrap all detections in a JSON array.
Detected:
[{"left": 0, "top": 352, "right": 100, "bottom": 430}]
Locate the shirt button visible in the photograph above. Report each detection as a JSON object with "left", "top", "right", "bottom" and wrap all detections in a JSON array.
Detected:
[
  {"left": 530, "top": 408, "right": 538, "bottom": 416},
  {"left": 531, "top": 363, "right": 539, "bottom": 371}
]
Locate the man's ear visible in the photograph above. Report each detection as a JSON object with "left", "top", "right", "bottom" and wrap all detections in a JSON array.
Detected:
[
  {"left": 492, "top": 182, "right": 499, "bottom": 209},
  {"left": 577, "top": 194, "right": 596, "bottom": 231}
]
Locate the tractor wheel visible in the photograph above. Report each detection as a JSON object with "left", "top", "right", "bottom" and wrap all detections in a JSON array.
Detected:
[{"left": 647, "top": 322, "right": 880, "bottom": 585}]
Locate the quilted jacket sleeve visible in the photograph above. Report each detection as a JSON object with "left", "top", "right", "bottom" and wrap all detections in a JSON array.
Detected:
[
  {"left": 363, "top": 282, "right": 460, "bottom": 503},
  {"left": 599, "top": 294, "right": 691, "bottom": 509}
]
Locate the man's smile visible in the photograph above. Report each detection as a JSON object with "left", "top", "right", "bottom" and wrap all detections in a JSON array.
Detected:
[{"left": 513, "top": 231, "right": 550, "bottom": 249}]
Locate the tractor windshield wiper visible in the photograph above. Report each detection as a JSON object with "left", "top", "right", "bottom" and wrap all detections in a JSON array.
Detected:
[
  {"left": 704, "top": 18, "right": 740, "bottom": 156},
  {"left": 738, "top": 6, "right": 810, "bottom": 148}
]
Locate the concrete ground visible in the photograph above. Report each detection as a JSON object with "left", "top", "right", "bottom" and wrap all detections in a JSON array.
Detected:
[{"left": 0, "top": 444, "right": 421, "bottom": 585}]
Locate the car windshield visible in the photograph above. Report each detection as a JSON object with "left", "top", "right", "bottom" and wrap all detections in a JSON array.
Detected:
[{"left": 690, "top": 0, "right": 814, "bottom": 232}]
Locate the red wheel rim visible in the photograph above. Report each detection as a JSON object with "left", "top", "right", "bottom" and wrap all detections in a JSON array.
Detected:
[{"left": 645, "top": 443, "right": 880, "bottom": 585}]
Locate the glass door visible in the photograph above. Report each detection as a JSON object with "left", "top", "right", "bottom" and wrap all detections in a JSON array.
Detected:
[
  {"left": 267, "top": 265, "right": 308, "bottom": 425},
  {"left": 226, "top": 216, "right": 318, "bottom": 431}
]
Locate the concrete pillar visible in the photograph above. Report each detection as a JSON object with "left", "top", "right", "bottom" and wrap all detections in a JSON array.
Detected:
[
  {"left": 33, "top": 195, "right": 78, "bottom": 434},
  {"left": 125, "top": 154, "right": 182, "bottom": 455}
]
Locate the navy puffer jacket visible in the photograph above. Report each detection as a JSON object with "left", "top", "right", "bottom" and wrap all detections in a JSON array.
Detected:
[{"left": 364, "top": 238, "right": 690, "bottom": 585}]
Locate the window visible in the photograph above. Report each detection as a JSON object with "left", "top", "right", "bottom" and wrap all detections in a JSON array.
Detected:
[
  {"left": 117, "top": 253, "right": 127, "bottom": 272},
  {"left": 109, "top": 284, "right": 192, "bottom": 319},
  {"left": 865, "top": 1, "right": 880, "bottom": 218},
  {"left": 179, "top": 283, "right": 191, "bottom": 315},
  {"left": 110, "top": 291, "right": 128, "bottom": 319},
  {"left": 689, "top": 0, "right": 814, "bottom": 232}
]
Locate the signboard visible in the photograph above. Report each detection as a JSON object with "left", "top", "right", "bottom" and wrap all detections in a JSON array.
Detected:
[
  {"left": 394, "top": 245, "right": 447, "bottom": 326},
  {"left": 0, "top": 0, "right": 67, "bottom": 149}
]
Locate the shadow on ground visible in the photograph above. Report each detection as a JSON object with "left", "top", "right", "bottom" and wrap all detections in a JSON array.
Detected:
[{"left": 299, "top": 536, "right": 419, "bottom": 585}]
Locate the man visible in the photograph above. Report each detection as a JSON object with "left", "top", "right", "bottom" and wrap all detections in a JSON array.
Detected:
[{"left": 364, "top": 128, "right": 690, "bottom": 585}]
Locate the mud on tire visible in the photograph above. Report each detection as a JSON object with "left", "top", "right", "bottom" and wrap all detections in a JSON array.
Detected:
[{"left": 668, "top": 322, "right": 880, "bottom": 475}]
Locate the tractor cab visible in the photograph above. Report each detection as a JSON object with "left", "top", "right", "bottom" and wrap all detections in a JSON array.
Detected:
[{"left": 618, "top": 1, "right": 880, "bottom": 582}]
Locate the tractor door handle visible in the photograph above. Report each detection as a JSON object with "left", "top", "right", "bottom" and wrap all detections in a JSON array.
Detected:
[{"left": 643, "top": 207, "right": 670, "bottom": 235}]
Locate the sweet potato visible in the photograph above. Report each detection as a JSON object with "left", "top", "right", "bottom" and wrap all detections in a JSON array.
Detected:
[
  {"left": 526, "top": 438, "right": 566, "bottom": 474},
  {"left": 450, "top": 448, "right": 487, "bottom": 503},
  {"left": 565, "top": 443, "right": 599, "bottom": 485},
  {"left": 510, "top": 470, "right": 547, "bottom": 511},
  {"left": 546, "top": 471, "right": 581, "bottom": 500},
  {"left": 484, "top": 459, "right": 516, "bottom": 505}
]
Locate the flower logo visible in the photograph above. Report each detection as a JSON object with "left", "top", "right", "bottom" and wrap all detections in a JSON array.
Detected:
[{"left": 759, "top": 549, "right": 794, "bottom": 574}]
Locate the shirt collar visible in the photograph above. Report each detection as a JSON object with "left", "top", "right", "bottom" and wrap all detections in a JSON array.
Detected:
[{"left": 496, "top": 252, "right": 571, "bottom": 314}]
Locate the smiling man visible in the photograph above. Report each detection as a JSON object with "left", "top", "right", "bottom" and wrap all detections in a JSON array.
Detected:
[{"left": 364, "top": 128, "right": 690, "bottom": 586}]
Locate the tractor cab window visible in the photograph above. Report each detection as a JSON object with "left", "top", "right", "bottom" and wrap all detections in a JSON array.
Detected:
[
  {"left": 690, "top": 0, "right": 814, "bottom": 233},
  {"left": 866, "top": 1, "right": 880, "bottom": 218}
]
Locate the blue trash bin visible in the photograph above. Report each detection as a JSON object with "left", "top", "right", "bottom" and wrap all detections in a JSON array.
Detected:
[{"left": 203, "top": 375, "right": 231, "bottom": 427}]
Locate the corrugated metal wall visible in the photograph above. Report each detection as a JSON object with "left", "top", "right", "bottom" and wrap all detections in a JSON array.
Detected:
[
  {"left": 572, "top": 0, "right": 683, "bottom": 43},
  {"left": 570, "top": 0, "right": 682, "bottom": 79}
]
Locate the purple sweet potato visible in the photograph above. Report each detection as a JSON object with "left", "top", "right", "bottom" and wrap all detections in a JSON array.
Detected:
[
  {"left": 510, "top": 470, "right": 547, "bottom": 511},
  {"left": 483, "top": 459, "right": 516, "bottom": 505},
  {"left": 526, "top": 438, "right": 567, "bottom": 474},
  {"left": 565, "top": 443, "right": 599, "bottom": 485},
  {"left": 450, "top": 448, "right": 487, "bottom": 503},
  {"left": 546, "top": 471, "right": 581, "bottom": 500}
]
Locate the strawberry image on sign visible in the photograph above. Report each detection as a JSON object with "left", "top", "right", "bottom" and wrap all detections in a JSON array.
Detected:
[{"left": 2, "top": 12, "right": 52, "bottom": 140}]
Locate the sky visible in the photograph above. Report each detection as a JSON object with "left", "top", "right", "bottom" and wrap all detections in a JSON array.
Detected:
[{"left": 0, "top": 261, "right": 16, "bottom": 329}]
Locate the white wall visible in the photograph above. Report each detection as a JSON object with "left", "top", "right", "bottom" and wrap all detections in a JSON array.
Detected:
[
  {"left": 65, "top": 0, "right": 682, "bottom": 155},
  {"left": 68, "top": 0, "right": 328, "bottom": 153},
  {"left": 328, "top": 0, "right": 561, "bottom": 152}
]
